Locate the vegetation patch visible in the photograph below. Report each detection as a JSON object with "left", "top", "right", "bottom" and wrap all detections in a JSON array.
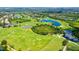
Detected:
[
  {"left": 73, "top": 29, "right": 79, "bottom": 38},
  {"left": 31, "top": 24, "right": 58, "bottom": 35}
]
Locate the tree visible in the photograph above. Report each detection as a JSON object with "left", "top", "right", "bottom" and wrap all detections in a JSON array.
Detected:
[
  {"left": 62, "top": 40, "right": 68, "bottom": 46},
  {"left": 1, "top": 40, "right": 7, "bottom": 45},
  {"left": 1, "top": 40, "right": 8, "bottom": 51},
  {"left": 62, "top": 40, "right": 68, "bottom": 51}
]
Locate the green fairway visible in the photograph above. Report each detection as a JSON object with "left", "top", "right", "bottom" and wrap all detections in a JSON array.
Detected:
[{"left": 0, "top": 26, "right": 65, "bottom": 51}]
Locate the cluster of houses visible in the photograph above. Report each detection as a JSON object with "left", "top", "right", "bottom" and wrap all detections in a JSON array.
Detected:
[{"left": 0, "top": 13, "right": 21, "bottom": 28}]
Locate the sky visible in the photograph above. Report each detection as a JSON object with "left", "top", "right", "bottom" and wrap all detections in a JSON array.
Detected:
[{"left": 0, "top": 0, "right": 78, "bottom": 7}]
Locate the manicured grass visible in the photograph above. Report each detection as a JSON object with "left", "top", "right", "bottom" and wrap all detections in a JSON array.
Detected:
[
  {"left": 0, "top": 17, "right": 78, "bottom": 51},
  {"left": 67, "top": 41, "right": 79, "bottom": 51},
  {"left": 0, "top": 26, "right": 64, "bottom": 51},
  {"left": 57, "top": 20, "right": 72, "bottom": 30},
  {"left": 71, "top": 21, "right": 79, "bottom": 28}
]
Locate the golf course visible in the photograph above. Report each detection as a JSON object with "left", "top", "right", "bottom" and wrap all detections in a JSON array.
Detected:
[{"left": 0, "top": 7, "right": 79, "bottom": 51}]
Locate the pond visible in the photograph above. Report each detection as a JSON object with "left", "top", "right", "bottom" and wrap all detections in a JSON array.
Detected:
[
  {"left": 63, "top": 30, "right": 79, "bottom": 42},
  {"left": 40, "top": 19, "right": 61, "bottom": 26}
]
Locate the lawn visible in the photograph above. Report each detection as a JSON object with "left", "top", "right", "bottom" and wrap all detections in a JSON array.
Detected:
[
  {"left": 0, "top": 26, "right": 64, "bottom": 51},
  {"left": 0, "top": 17, "right": 78, "bottom": 51}
]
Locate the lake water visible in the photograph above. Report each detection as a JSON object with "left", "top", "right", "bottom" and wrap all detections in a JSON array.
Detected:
[
  {"left": 40, "top": 19, "right": 61, "bottom": 26},
  {"left": 64, "top": 30, "right": 79, "bottom": 42}
]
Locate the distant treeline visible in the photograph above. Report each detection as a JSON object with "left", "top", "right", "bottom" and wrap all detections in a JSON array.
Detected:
[{"left": 0, "top": 7, "right": 79, "bottom": 13}]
